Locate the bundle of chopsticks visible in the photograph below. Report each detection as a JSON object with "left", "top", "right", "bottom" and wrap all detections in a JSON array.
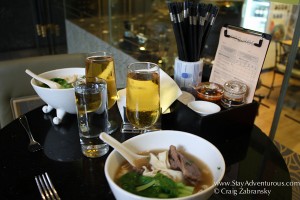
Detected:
[{"left": 168, "top": 1, "right": 219, "bottom": 62}]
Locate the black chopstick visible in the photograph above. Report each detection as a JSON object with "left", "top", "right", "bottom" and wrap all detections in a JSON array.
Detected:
[
  {"left": 200, "top": 5, "right": 219, "bottom": 57},
  {"left": 168, "top": 3, "right": 184, "bottom": 60},
  {"left": 168, "top": 3, "right": 188, "bottom": 61},
  {"left": 190, "top": 3, "right": 198, "bottom": 62},
  {"left": 175, "top": 3, "right": 188, "bottom": 61},
  {"left": 197, "top": 3, "right": 207, "bottom": 60},
  {"left": 168, "top": 1, "right": 219, "bottom": 62}
]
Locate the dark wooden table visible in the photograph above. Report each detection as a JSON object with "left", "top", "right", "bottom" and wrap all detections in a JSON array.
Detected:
[{"left": 0, "top": 101, "right": 292, "bottom": 200}]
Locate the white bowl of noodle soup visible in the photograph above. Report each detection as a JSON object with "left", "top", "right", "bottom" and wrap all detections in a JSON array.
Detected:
[
  {"left": 104, "top": 130, "right": 225, "bottom": 200},
  {"left": 30, "top": 68, "right": 85, "bottom": 124}
]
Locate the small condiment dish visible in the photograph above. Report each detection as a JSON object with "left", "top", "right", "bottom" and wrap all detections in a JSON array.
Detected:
[
  {"left": 187, "top": 101, "right": 221, "bottom": 116},
  {"left": 194, "top": 82, "right": 224, "bottom": 103}
]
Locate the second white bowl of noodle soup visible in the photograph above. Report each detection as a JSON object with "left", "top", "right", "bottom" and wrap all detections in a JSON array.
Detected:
[
  {"left": 104, "top": 130, "right": 225, "bottom": 200},
  {"left": 30, "top": 68, "right": 85, "bottom": 114}
]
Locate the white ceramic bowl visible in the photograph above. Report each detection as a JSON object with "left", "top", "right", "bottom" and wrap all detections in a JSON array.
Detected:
[
  {"left": 30, "top": 68, "right": 85, "bottom": 123},
  {"left": 104, "top": 130, "right": 225, "bottom": 200},
  {"left": 187, "top": 101, "right": 221, "bottom": 116}
]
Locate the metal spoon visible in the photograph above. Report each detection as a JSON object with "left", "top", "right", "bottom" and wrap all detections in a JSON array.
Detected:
[
  {"left": 25, "top": 69, "right": 61, "bottom": 89},
  {"left": 100, "top": 132, "right": 148, "bottom": 168}
]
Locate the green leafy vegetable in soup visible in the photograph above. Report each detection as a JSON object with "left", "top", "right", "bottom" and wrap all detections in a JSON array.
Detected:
[
  {"left": 51, "top": 78, "right": 73, "bottom": 88},
  {"left": 40, "top": 78, "right": 74, "bottom": 89},
  {"left": 118, "top": 172, "right": 194, "bottom": 198}
]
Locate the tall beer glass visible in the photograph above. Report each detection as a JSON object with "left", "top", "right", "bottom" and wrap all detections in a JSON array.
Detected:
[
  {"left": 126, "top": 62, "right": 160, "bottom": 132},
  {"left": 85, "top": 51, "right": 118, "bottom": 133}
]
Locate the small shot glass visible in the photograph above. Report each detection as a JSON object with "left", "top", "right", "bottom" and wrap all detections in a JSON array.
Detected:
[{"left": 221, "top": 80, "right": 247, "bottom": 108}]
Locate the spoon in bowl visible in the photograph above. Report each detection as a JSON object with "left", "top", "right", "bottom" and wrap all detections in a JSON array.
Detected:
[
  {"left": 25, "top": 69, "right": 61, "bottom": 89},
  {"left": 100, "top": 132, "right": 149, "bottom": 168}
]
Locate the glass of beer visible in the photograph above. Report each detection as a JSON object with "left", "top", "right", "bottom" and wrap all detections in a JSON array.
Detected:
[
  {"left": 85, "top": 51, "right": 118, "bottom": 133},
  {"left": 126, "top": 62, "right": 160, "bottom": 133}
]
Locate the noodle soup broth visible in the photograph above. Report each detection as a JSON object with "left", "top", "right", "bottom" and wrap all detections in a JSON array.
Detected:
[{"left": 115, "top": 148, "right": 213, "bottom": 197}]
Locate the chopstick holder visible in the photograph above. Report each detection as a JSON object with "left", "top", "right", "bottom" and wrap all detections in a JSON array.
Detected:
[{"left": 174, "top": 58, "right": 203, "bottom": 92}]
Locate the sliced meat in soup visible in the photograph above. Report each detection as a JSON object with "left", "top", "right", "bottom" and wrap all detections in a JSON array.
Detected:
[{"left": 168, "top": 145, "right": 202, "bottom": 185}]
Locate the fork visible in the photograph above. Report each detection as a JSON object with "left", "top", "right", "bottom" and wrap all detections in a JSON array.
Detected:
[
  {"left": 19, "top": 115, "right": 43, "bottom": 152},
  {"left": 35, "top": 172, "right": 61, "bottom": 200}
]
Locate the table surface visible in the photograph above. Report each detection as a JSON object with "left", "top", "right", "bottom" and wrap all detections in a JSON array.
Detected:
[{"left": 0, "top": 102, "right": 292, "bottom": 200}]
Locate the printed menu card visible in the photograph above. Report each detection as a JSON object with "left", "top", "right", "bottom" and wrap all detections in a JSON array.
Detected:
[{"left": 209, "top": 25, "right": 271, "bottom": 103}]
